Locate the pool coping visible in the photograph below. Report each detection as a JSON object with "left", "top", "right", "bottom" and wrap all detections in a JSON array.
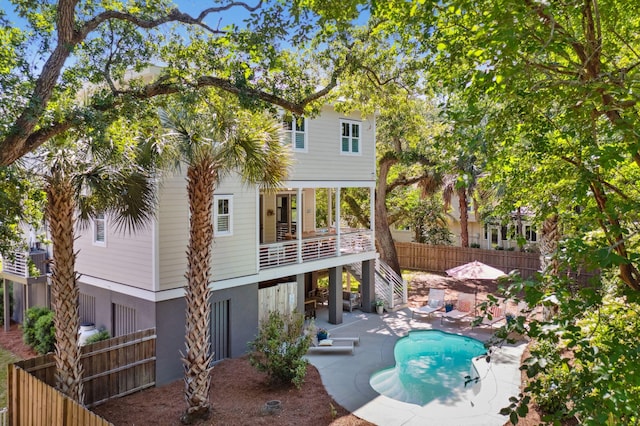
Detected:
[{"left": 305, "top": 307, "right": 526, "bottom": 426}]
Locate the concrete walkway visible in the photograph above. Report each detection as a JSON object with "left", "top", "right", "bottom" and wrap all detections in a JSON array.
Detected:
[{"left": 305, "top": 306, "right": 526, "bottom": 426}]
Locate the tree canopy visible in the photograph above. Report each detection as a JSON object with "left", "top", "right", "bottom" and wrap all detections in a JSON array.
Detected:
[{"left": 0, "top": 0, "right": 364, "bottom": 166}]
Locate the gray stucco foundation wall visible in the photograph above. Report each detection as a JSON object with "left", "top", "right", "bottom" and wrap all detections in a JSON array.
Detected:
[
  {"left": 211, "top": 282, "right": 260, "bottom": 358},
  {"left": 77, "top": 281, "right": 156, "bottom": 335},
  {"left": 154, "top": 282, "right": 260, "bottom": 386},
  {"left": 155, "top": 297, "right": 185, "bottom": 385}
]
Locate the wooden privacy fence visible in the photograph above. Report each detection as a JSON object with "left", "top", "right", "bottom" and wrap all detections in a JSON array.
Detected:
[
  {"left": 9, "top": 328, "right": 156, "bottom": 425},
  {"left": 258, "top": 281, "right": 297, "bottom": 324},
  {"left": 396, "top": 242, "right": 596, "bottom": 284},
  {"left": 8, "top": 366, "right": 112, "bottom": 426},
  {"left": 396, "top": 242, "right": 541, "bottom": 279}
]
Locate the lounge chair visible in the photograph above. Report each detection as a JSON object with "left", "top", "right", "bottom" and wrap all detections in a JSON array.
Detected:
[
  {"left": 307, "top": 338, "right": 355, "bottom": 355},
  {"left": 478, "top": 302, "right": 506, "bottom": 328},
  {"left": 441, "top": 292, "right": 475, "bottom": 323},
  {"left": 411, "top": 288, "right": 445, "bottom": 319}
]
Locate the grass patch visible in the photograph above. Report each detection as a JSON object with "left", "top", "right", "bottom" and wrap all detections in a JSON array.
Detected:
[{"left": 0, "top": 347, "right": 20, "bottom": 407}]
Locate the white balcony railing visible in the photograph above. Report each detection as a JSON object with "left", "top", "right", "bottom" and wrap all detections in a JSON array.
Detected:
[
  {"left": 1, "top": 250, "right": 48, "bottom": 278},
  {"left": 259, "top": 229, "right": 374, "bottom": 269}
]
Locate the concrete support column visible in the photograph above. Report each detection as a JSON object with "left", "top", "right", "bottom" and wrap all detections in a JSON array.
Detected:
[
  {"left": 360, "top": 260, "right": 376, "bottom": 313},
  {"left": 3, "top": 278, "right": 9, "bottom": 332},
  {"left": 328, "top": 266, "right": 343, "bottom": 324},
  {"left": 296, "top": 273, "right": 306, "bottom": 314}
]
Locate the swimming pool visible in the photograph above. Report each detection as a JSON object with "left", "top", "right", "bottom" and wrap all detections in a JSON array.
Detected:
[{"left": 369, "top": 330, "right": 487, "bottom": 406}]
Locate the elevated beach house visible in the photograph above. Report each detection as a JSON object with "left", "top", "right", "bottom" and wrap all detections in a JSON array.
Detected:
[{"left": 51, "top": 104, "right": 403, "bottom": 384}]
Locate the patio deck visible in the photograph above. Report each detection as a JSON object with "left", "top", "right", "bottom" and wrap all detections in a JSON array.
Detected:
[{"left": 305, "top": 306, "right": 526, "bottom": 426}]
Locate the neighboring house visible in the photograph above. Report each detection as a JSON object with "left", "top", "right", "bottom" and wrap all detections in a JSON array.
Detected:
[
  {"left": 69, "top": 104, "right": 400, "bottom": 385},
  {"left": 393, "top": 193, "right": 539, "bottom": 251},
  {"left": 0, "top": 226, "right": 50, "bottom": 329}
]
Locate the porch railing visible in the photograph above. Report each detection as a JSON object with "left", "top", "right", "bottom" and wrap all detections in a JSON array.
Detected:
[
  {"left": 259, "top": 229, "right": 374, "bottom": 269},
  {"left": 348, "top": 259, "right": 407, "bottom": 310},
  {"left": 1, "top": 250, "right": 47, "bottom": 278}
]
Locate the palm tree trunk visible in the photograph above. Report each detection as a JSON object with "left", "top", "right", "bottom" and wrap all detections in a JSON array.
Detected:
[
  {"left": 539, "top": 214, "right": 559, "bottom": 276},
  {"left": 458, "top": 188, "right": 469, "bottom": 247},
  {"left": 181, "top": 158, "right": 216, "bottom": 424},
  {"left": 516, "top": 207, "right": 523, "bottom": 251},
  {"left": 47, "top": 177, "right": 84, "bottom": 403}
]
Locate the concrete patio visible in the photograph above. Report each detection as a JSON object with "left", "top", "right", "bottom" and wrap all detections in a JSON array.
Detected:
[{"left": 305, "top": 306, "right": 526, "bottom": 426}]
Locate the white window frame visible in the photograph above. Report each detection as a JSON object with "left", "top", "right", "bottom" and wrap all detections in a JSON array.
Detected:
[
  {"left": 283, "top": 114, "right": 307, "bottom": 152},
  {"left": 339, "top": 119, "right": 361, "bottom": 155},
  {"left": 92, "top": 213, "right": 107, "bottom": 247},
  {"left": 214, "top": 195, "right": 233, "bottom": 237}
]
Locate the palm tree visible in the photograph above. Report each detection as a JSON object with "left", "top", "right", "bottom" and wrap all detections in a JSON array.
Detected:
[
  {"left": 38, "top": 133, "right": 156, "bottom": 403},
  {"left": 158, "top": 93, "right": 290, "bottom": 424},
  {"left": 539, "top": 213, "right": 560, "bottom": 276},
  {"left": 442, "top": 155, "right": 481, "bottom": 248}
]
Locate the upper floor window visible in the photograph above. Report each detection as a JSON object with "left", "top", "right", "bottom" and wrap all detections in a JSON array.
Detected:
[
  {"left": 525, "top": 225, "right": 537, "bottom": 242},
  {"left": 340, "top": 120, "right": 361, "bottom": 154},
  {"left": 283, "top": 114, "right": 307, "bottom": 151},
  {"left": 93, "top": 213, "right": 106, "bottom": 246},
  {"left": 214, "top": 195, "right": 233, "bottom": 236}
]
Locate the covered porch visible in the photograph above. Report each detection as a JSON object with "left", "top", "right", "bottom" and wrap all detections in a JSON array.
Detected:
[{"left": 259, "top": 185, "right": 375, "bottom": 270}]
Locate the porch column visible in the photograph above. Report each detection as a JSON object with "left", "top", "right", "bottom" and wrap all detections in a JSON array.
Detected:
[
  {"left": 327, "top": 188, "right": 332, "bottom": 228},
  {"left": 296, "top": 273, "right": 306, "bottom": 314},
  {"left": 360, "top": 260, "right": 375, "bottom": 313},
  {"left": 296, "top": 187, "right": 303, "bottom": 263},
  {"left": 369, "top": 186, "right": 375, "bottom": 233},
  {"left": 335, "top": 188, "right": 341, "bottom": 254},
  {"left": 327, "top": 266, "right": 343, "bottom": 324},
  {"left": 3, "top": 278, "right": 8, "bottom": 332}
]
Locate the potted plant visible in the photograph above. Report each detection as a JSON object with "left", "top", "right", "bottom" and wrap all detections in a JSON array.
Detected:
[
  {"left": 374, "top": 299, "right": 385, "bottom": 315},
  {"left": 445, "top": 301, "right": 455, "bottom": 312},
  {"left": 505, "top": 313, "right": 515, "bottom": 325},
  {"left": 316, "top": 328, "right": 329, "bottom": 341}
]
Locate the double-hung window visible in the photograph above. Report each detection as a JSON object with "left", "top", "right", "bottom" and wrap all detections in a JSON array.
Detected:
[
  {"left": 340, "top": 120, "right": 361, "bottom": 154},
  {"left": 93, "top": 213, "right": 106, "bottom": 246},
  {"left": 283, "top": 114, "right": 307, "bottom": 151},
  {"left": 214, "top": 195, "right": 233, "bottom": 236}
]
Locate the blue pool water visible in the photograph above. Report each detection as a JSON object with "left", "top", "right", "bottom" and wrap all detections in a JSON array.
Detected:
[{"left": 369, "top": 330, "right": 487, "bottom": 406}]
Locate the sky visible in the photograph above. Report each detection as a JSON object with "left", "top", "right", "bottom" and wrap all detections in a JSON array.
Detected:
[{"left": 1, "top": 1, "right": 258, "bottom": 30}]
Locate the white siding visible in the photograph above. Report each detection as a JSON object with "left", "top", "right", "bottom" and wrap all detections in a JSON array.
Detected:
[
  {"left": 288, "top": 106, "right": 376, "bottom": 182},
  {"left": 157, "top": 172, "right": 258, "bottom": 290},
  {"left": 158, "top": 171, "right": 189, "bottom": 291},
  {"left": 75, "top": 212, "right": 154, "bottom": 290},
  {"left": 211, "top": 177, "right": 258, "bottom": 280}
]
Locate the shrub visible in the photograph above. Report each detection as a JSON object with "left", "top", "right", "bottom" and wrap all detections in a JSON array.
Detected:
[
  {"left": 23, "top": 306, "right": 52, "bottom": 349},
  {"left": 33, "top": 311, "right": 55, "bottom": 354},
  {"left": 248, "top": 310, "right": 311, "bottom": 388},
  {"left": 84, "top": 330, "right": 110, "bottom": 345}
]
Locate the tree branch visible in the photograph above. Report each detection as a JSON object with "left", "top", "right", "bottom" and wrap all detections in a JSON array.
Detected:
[
  {"left": 77, "top": 1, "right": 263, "bottom": 40},
  {"left": 0, "top": 1, "right": 268, "bottom": 167}
]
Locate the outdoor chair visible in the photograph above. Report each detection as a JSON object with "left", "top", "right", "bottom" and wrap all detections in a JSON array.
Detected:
[
  {"left": 307, "top": 338, "right": 355, "bottom": 355},
  {"left": 477, "top": 301, "right": 506, "bottom": 328},
  {"left": 411, "top": 288, "right": 445, "bottom": 319},
  {"left": 342, "top": 291, "right": 361, "bottom": 312},
  {"left": 441, "top": 292, "right": 476, "bottom": 323},
  {"left": 308, "top": 288, "right": 328, "bottom": 306}
]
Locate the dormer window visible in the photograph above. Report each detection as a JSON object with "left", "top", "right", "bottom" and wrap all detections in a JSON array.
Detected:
[{"left": 283, "top": 114, "right": 307, "bottom": 151}]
